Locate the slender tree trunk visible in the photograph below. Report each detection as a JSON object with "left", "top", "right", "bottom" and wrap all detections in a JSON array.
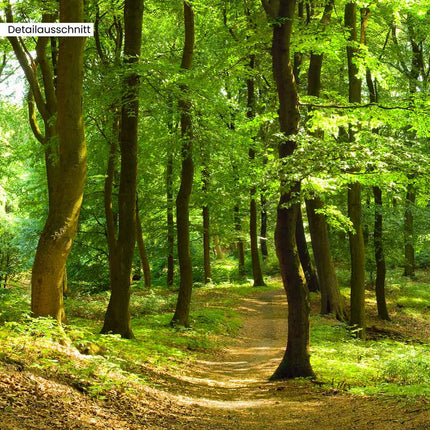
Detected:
[
  {"left": 366, "top": 69, "right": 389, "bottom": 320},
  {"left": 403, "top": 182, "right": 415, "bottom": 277},
  {"left": 302, "top": 0, "right": 345, "bottom": 317},
  {"left": 202, "top": 156, "right": 211, "bottom": 284},
  {"left": 306, "top": 198, "right": 346, "bottom": 320},
  {"left": 263, "top": 0, "right": 314, "bottom": 380},
  {"left": 31, "top": 0, "right": 87, "bottom": 322},
  {"left": 213, "top": 235, "right": 225, "bottom": 260},
  {"left": 247, "top": 55, "right": 265, "bottom": 287},
  {"left": 166, "top": 98, "right": 175, "bottom": 288},
  {"left": 136, "top": 197, "right": 151, "bottom": 289},
  {"left": 345, "top": 1, "right": 366, "bottom": 339},
  {"left": 373, "top": 186, "right": 390, "bottom": 320},
  {"left": 234, "top": 204, "right": 246, "bottom": 278},
  {"left": 102, "top": 0, "right": 144, "bottom": 338},
  {"left": 171, "top": 1, "right": 195, "bottom": 327},
  {"left": 296, "top": 207, "right": 319, "bottom": 293},
  {"left": 260, "top": 190, "right": 268, "bottom": 260},
  {"left": 166, "top": 150, "right": 175, "bottom": 287}
]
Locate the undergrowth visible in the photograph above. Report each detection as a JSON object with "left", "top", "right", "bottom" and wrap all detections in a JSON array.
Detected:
[{"left": 0, "top": 268, "right": 429, "bottom": 401}]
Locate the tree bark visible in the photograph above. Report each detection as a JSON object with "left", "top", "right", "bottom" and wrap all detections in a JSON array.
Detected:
[
  {"left": 31, "top": 0, "right": 87, "bottom": 322},
  {"left": 171, "top": 1, "right": 195, "bottom": 327},
  {"left": 296, "top": 206, "right": 319, "bottom": 293},
  {"left": 306, "top": 198, "right": 346, "bottom": 320},
  {"left": 102, "top": 0, "right": 144, "bottom": 338},
  {"left": 373, "top": 186, "right": 390, "bottom": 320},
  {"left": 345, "top": 1, "right": 366, "bottom": 339},
  {"left": 136, "top": 197, "right": 152, "bottom": 289},
  {"left": 264, "top": 0, "right": 314, "bottom": 380},
  {"left": 166, "top": 149, "right": 175, "bottom": 287}
]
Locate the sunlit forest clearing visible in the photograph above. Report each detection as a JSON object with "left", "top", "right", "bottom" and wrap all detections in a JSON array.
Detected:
[{"left": 1, "top": 0, "right": 430, "bottom": 428}]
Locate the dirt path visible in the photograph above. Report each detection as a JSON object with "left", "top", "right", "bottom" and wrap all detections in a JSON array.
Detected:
[
  {"left": 1, "top": 288, "right": 429, "bottom": 429},
  {"left": 159, "top": 288, "right": 430, "bottom": 429}
]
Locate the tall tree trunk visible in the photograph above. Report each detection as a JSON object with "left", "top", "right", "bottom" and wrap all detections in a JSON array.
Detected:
[
  {"left": 213, "top": 235, "right": 225, "bottom": 260},
  {"left": 366, "top": 69, "right": 389, "bottom": 320},
  {"left": 166, "top": 150, "right": 175, "bottom": 287},
  {"left": 403, "top": 182, "right": 415, "bottom": 277},
  {"left": 166, "top": 98, "right": 175, "bottom": 288},
  {"left": 345, "top": 1, "right": 366, "bottom": 339},
  {"left": 296, "top": 206, "right": 319, "bottom": 293},
  {"left": 136, "top": 197, "right": 151, "bottom": 289},
  {"left": 260, "top": 189, "right": 268, "bottom": 260},
  {"left": 171, "top": 1, "right": 195, "bottom": 327},
  {"left": 202, "top": 155, "right": 211, "bottom": 284},
  {"left": 302, "top": 0, "right": 344, "bottom": 317},
  {"left": 306, "top": 198, "right": 346, "bottom": 320},
  {"left": 262, "top": 0, "right": 314, "bottom": 380},
  {"left": 247, "top": 55, "right": 265, "bottom": 287},
  {"left": 31, "top": 0, "right": 87, "bottom": 322},
  {"left": 102, "top": 0, "right": 144, "bottom": 338},
  {"left": 373, "top": 186, "right": 390, "bottom": 320},
  {"left": 234, "top": 204, "right": 246, "bottom": 278}
]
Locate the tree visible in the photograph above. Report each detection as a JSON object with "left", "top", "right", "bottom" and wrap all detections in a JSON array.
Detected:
[
  {"left": 262, "top": 0, "right": 314, "bottom": 379},
  {"left": 5, "top": 0, "right": 87, "bottom": 322},
  {"left": 171, "top": 1, "right": 195, "bottom": 327},
  {"left": 345, "top": 1, "right": 366, "bottom": 339},
  {"left": 101, "top": 0, "right": 144, "bottom": 338}
]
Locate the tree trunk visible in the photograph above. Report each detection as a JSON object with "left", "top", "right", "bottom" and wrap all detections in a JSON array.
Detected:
[
  {"left": 166, "top": 150, "right": 175, "bottom": 287},
  {"left": 234, "top": 204, "right": 246, "bottom": 278},
  {"left": 201, "top": 151, "right": 211, "bottom": 284},
  {"left": 102, "top": 0, "right": 144, "bottom": 338},
  {"left": 345, "top": 1, "right": 366, "bottom": 339},
  {"left": 366, "top": 69, "right": 389, "bottom": 320},
  {"left": 247, "top": 55, "right": 265, "bottom": 287},
  {"left": 171, "top": 1, "right": 195, "bottom": 327},
  {"left": 304, "top": 0, "right": 345, "bottom": 318},
  {"left": 213, "top": 235, "right": 225, "bottom": 260},
  {"left": 202, "top": 204, "right": 211, "bottom": 283},
  {"left": 264, "top": 0, "right": 314, "bottom": 380},
  {"left": 403, "top": 183, "right": 415, "bottom": 277},
  {"left": 348, "top": 182, "right": 366, "bottom": 337},
  {"left": 306, "top": 198, "right": 346, "bottom": 320},
  {"left": 31, "top": 0, "right": 87, "bottom": 322},
  {"left": 296, "top": 206, "right": 319, "bottom": 293},
  {"left": 136, "top": 197, "right": 151, "bottom": 289},
  {"left": 260, "top": 191, "right": 268, "bottom": 260},
  {"left": 373, "top": 186, "right": 390, "bottom": 320}
]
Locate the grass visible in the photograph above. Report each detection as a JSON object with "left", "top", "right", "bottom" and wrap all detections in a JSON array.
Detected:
[{"left": 0, "top": 266, "right": 429, "bottom": 401}]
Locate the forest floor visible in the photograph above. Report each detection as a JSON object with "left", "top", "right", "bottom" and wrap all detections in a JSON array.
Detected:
[{"left": 1, "top": 286, "right": 430, "bottom": 429}]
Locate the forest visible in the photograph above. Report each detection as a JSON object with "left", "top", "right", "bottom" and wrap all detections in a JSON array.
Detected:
[{"left": 0, "top": 0, "right": 429, "bottom": 428}]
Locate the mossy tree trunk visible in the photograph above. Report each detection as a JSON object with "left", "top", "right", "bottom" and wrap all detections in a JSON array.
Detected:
[{"left": 10, "top": 2, "right": 87, "bottom": 322}]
